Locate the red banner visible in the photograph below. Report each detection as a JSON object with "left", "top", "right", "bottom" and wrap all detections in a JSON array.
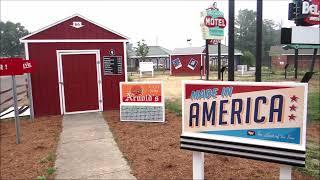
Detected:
[{"left": 0, "top": 58, "right": 34, "bottom": 76}]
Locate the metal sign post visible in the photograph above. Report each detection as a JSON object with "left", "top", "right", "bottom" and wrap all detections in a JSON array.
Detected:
[
  {"left": 294, "top": 49, "right": 299, "bottom": 79},
  {"left": 205, "top": 40, "right": 210, "bottom": 80},
  {"left": 217, "top": 42, "right": 221, "bottom": 80},
  {"left": 193, "top": 151, "right": 204, "bottom": 180},
  {"left": 12, "top": 75, "right": 21, "bottom": 144},
  {"left": 228, "top": 0, "right": 235, "bottom": 81},
  {"left": 284, "top": 64, "right": 289, "bottom": 79},
  {"left": 280, "top": 165, "right": 292, "bottom": 180},
  {"left": 256, "top": 0, "right": 263, "bottom": 82}
]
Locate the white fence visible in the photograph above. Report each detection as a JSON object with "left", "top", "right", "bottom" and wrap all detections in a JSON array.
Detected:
[{"left": 0, "top": 75, "right": 29, "bottom": 115}]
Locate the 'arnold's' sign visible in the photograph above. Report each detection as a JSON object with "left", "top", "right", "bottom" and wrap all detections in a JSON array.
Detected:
[{"left": 180, "top": 81, "right": 307, "bottom": 166}]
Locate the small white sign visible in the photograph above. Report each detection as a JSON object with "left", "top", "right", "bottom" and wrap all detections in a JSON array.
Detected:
[{"left": 71, "top": 21, "right": 84, "bottom": 29}]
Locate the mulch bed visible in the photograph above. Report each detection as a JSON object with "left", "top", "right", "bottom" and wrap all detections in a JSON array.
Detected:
[
  {"left": 0, "top": 116, "right": 62, "bottom": 179},
  {"left": 103, "top": 110, "right": 317, "bottom": 180}
]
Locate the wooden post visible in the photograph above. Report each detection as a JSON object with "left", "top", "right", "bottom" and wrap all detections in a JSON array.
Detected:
[
  {"left": 27, "top": 73, "right": 34, "bottom": 121},
  {"left": 157, "top": 58, "right": 159, "bottom": 69},
  {"left": 193, "top": 152, "right": 204, "bottom": 180},
  {"left": 228, "top": 0, "right": 235, "bottom": 81},
  {"left": 12, "top": 75, "right": 21, "bottom": 144}
]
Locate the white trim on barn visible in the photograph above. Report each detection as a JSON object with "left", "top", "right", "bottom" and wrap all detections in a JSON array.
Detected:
[
  {"left": 20, "top": 13, "right": 129, "bottom": 42},
  {"left": 124, "top": 42, "right": 128, "bottom": 82},
  {"left": 20, "top": 39, "right": 128, "bottom": 43},
  {"left": 56, "top": 49, "right": 103, "bottom": 115}
]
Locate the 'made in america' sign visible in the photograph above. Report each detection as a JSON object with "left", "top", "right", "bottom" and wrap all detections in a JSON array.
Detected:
[{"left": 181, "top": 81, "right": 307, "bottom": 166}]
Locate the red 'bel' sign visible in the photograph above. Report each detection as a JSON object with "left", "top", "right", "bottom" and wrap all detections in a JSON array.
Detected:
[
  {"left": 0, "top": 58, "right": 34, "bottom": 76},
  {"left": 204, "top": 16, "right": 227, "bottom": 28}
]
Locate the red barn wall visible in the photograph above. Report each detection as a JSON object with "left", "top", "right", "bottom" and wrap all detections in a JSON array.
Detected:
[
  {"left": 287, "top": 55, "right": 320, "bottom": 70},
  {"left": 28, "top": 42, "right": 125, "bottom": 117},
  {"left": 271, "top": 55, "right": 288, "bottom": 70},
  {"left": 171, "top": 54, "right": 203, "bottom": 76},
  {"left": 271, "top": 55, "right": 320, "bottom": 71}
]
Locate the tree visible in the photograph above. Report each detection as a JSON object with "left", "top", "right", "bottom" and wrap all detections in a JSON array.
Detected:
[
  {"left": 0, "top": 21, "right": 29, "bottom": 57},
  {"left": 240, "top": 51, "right": 255, "bottom": 67},
  {"left": 235, "top": 9, "right": 256, "bottom": 58},
  {"left": 235, "top": 9, "right": 281, "bottom": 66},
  {"left": 135, "top": 40, "right": 149, "bottom": 62}
]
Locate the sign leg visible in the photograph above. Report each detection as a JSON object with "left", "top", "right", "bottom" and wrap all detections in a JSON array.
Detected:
[
  {"left": 12, "top": 75, "right": 21, "bottom": 144},
  {"left": 279, "top": 165, "right": 292, "bottom": 180},
  {"left": 193, "top": 151, "right": 204, "bottom": 180},
  {"left": 27, "top": 73, "right": 35, "bottom": 121}
]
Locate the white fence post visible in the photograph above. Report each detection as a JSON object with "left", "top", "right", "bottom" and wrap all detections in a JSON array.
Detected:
[{"left": 193, "top": 151, "right": 204, "bottom": 180}]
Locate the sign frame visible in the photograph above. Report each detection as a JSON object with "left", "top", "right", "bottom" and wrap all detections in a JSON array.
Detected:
[
  {"left": 180, "top": 80, "right": 308, "bottom": 167},
  {"left": 119, "top": 81, "right": 165, "bottom": 123}
]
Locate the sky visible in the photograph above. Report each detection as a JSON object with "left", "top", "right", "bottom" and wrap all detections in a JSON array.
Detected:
[{"left": 0, "top": 0, "right": 295, "bottom": 50}]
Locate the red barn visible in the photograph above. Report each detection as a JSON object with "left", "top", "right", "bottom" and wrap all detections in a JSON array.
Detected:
[{"left": 20, "top": 14, "right": 128, "bottom": 117}]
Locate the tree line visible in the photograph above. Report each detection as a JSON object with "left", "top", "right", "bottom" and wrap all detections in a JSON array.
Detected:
[
  {"left": 235, "top": 9, "right": 281, "bottom": 67},
  {"left": 1, "top": 9, "right": 281, "bottom": 66}
]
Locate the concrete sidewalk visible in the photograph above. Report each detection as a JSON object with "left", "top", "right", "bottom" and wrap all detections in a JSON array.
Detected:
[{"left": 55, "top": 112, "right": 135, "bottom": 179}]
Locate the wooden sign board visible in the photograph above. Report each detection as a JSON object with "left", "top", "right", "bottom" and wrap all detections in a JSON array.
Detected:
[
  {"left": 119, "top": 81, "right": 165, "bottom": 122},
  {"left": 0, "top": 58, "right": 34, "bottom": 76},
  {"left": 181, "top": 81, "right": 307, "bottom": 167}
]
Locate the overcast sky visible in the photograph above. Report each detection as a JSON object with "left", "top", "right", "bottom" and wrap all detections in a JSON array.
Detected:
[{"left": 1, "top": 0, "right": 294, "bottom": 50}]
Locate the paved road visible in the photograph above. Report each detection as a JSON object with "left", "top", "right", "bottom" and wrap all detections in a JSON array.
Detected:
[{"left": 55, "top": 112, "right": 135, "bottom": 179}]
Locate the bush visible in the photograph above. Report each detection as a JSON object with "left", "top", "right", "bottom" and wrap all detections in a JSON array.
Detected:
[{"left": 210, "top": 65, "right": 217, "bottom": 71}]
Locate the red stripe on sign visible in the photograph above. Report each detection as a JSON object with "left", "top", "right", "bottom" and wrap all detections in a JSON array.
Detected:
[{"left": 185, "top": 84, "right": 290, "bottom": 99}]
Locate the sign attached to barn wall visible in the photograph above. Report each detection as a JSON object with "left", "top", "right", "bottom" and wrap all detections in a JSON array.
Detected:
[
  {"left": 188, "top": 58, "right": 198, "bottom": 70},
  {"left": 180, "top": 81, "right": 308, "bottom": 166},
  {"left": 172, "top": 58, "right": 182, "bottom": 69},
  {"left": 103, "top": 56, "right": 122, "bottom": 75},
  {"left": 119, "top": 81, "right": 165, "bottom": 122}
]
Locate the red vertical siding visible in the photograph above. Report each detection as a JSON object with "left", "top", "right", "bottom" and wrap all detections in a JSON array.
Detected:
[
  {"left": 28, "top": 42, "right": 125, "bottom": 117},
  {"left": 171, "top": 54, "right": 203, "bottom": 76},
  {"left": 62, "top": 54, "right": 99, "bottom": 112}
]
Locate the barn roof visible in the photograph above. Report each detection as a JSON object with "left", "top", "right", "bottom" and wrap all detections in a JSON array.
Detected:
[
  {"left": 129, "top": 46, "right": 172, "bottom": 58},
  {"left": 269, "top": 45, "right": 320, "bottom": 56},
  {"left": 171, "top": 44, "right": 242, "bottom": 56},
  {"left": 20, "top": 14, "right": 129, "bottom": 42}
]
